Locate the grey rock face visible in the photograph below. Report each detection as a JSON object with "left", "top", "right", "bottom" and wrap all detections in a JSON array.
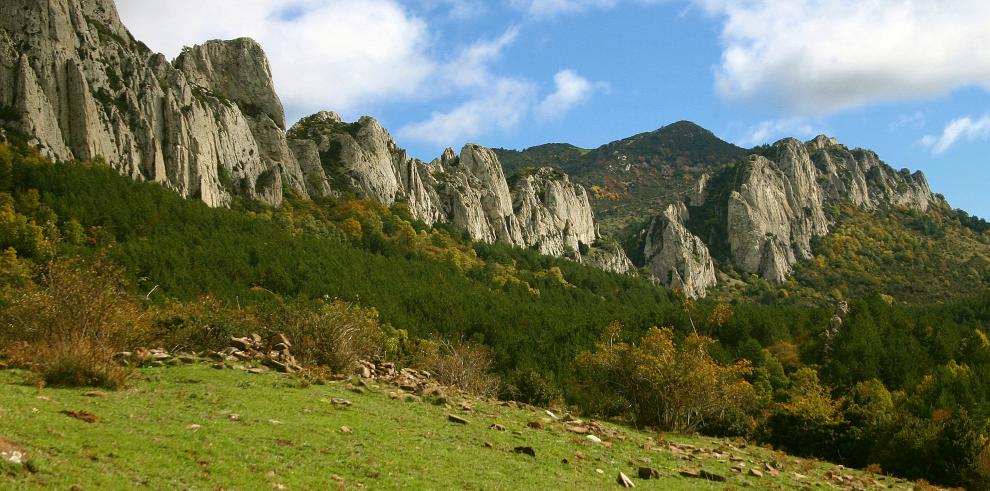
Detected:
[
  {"left": 808, "top": 137, "right": 936, "bottom": 212},
  {"left": 582, "top": 240, "right": 635, "bottom": 275},
  {"left": 511, "top": 168, "right": 597, "bottom": 256},
  {"left": 644, "top": 203, "right": 717, "bottom": 299},
  {"left": 286, "top": 113, "right": 606, "bottom": 264},
  {"left": 725, "top": 136, "right": 940, "bottom": 284},
  {"left": 0, "top": 0, "right": 333, "bottom": 207}
]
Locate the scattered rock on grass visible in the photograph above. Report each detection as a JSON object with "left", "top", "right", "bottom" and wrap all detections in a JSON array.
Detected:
[
  {"left": 513, "top": 446, "right": 536, "bottom": 457},
  {"left": 447, "top": 414, "right": 469, "bottom": 425},
  {"left": 340, "top": 426, "right": 353, "bottom": 434},
  {"left": 0, "top": 436, "right": 27, "bottom": 465},
  {"left": 60, "top": 410, "right": 100, "bottom": 423},
  {"left": 489, "top": 424, "right": 506, "bottom": 431},
  {"left": 748, "top": 468, "right": 763, "bottom": 478},
  {"left": 586, "top": 435, "right": 602, "bottom": 444},
  {"left": 527, "top": 421, "right": 544, "bottom": 430},
  {"left": 638, "top": 467, "right": 660, "bottom": 480},
  {"left": 83, "top": 390, "right": 106, "bottom": 398},
  {"left": 617, "top": 472, "right": 635, "bottom": 488},
  {"left": 679, "top": 469, "right": 726, "bottom": 482}
]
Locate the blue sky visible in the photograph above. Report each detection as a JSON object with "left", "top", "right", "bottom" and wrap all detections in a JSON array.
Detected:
[{"left": 117, "top": 0, "right": 990, "bottom": 217}]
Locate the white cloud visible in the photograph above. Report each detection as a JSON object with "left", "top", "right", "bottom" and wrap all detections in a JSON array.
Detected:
[
  {"left": 695, "top": 0, "right": 990, "bottom": 115},
  {"left": 509, "top": 0, "right": 616, "bottom": 16},
  {"left": 535, "top": 69, "right": 606, "bottom": 120},
  {"left": 890, "top": 111, "right": 927, "bottom": 132},
  {"left": 735, "top": 118, "right": 820, "bottom": 148},
  {"left": 920, "top": 115, "right": 990, "bottom": 154},
  {"left": 397, "top": 79, "right": 537, "bottom": 146},
  {"left": 116, "top": 0, "right": 435, "bottom": 119}
]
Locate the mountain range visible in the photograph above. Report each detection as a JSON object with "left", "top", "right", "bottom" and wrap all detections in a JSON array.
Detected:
[{"left": 1, "top": 0, "right": 986, "bottom": 300}]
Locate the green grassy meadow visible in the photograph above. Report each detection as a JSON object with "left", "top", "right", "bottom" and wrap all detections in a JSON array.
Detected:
[{"left": 0, "top": 365, "right": 918, "bottom": 490}]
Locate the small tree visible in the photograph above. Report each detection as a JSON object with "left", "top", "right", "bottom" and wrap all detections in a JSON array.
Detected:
[
  {"left": 411, "top": 337, "right": 500, "bottom": 398},
  {"left": 0, "top": 258, "right": 147, "bottom": 388},
  {"left": 575, "top": 323, "right": 754, "bottom": 433}
]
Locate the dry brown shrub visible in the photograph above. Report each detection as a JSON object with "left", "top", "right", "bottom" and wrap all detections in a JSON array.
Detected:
[
  {"left": 411, "top": 337, "right": 500, "bottom": 397},
  {"left": 266, "top": 299, "right": 384, "bottom": 373},
  {"left": 0, "top": 258, "right": 147, "bottom": 389}
]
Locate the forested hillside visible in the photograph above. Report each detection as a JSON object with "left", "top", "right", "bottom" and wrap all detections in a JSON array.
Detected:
[{"left": 2, "top": 139, "right": 990, "bottom": 487}]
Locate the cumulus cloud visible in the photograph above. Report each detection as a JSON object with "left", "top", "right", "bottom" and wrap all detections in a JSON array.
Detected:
[
  {"left": 736, "top": 118, "right": 821, "bottom": 148},
  {"left": 694, "top": 0, "right": 990, "bottom": 115},
  {"left": 535, "top": 69, "right": 607, "bottom": 120},
  {"left": 398, "top": 79, "right": 537, "bottom": 146},
  {"left": 920, "top": 115, "right": 990, "bottom": 154},
  {"left": 116, "top": 0, "right": 435, "bottom": 119},
  {"left": 398, "top": 27, "right": 540, "bottom": 146}
]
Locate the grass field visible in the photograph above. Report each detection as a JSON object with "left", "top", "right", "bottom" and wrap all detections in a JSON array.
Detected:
[{"left": 0, "top": 364, "right": 920, "bottom": 490}]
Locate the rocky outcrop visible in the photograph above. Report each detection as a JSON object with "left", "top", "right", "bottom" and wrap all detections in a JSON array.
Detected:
[
  {"left": 0, "top": 0, "right": 333, "bottom": 207},
  {"left": 582, "top": 240, "right": 635, "bottom": 274},
  {"left": 286, "top": 114, "right": 605, "bottom": 261},
  {"left": 511, "top": 168, "right": 597, "bottom": 256},
  {"left": 644, "top": 203, "right": 717, "bottom": 298},
  {"left": 726, "top": 136, "right": 940, "bottom": 284},
  {"left": 808, "top": 135, "right": 935, "bottom": 212}
]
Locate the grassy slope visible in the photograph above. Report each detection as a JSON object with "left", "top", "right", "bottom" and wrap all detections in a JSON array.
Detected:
[{"left": 0, "top": 365, "right": 916, "bottom": 490}]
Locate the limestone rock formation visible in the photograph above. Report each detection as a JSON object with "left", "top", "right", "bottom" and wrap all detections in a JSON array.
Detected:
[
  {"left": 808, "top": 135, "right": 935, "bottom": 212},
  {"left": 286, "top": 114, "right": 605, "bottom": 261},
  {"left": 511, "top": 168, "right": 597, "bottom": 256},
  {"left": 582, "top": 240, "right": 635, "bottom": 275},
  {"left": 644, "top": 203, "right": 717, "bottom": 298},
  {"left": 0, "top": 0, "right": 332, "bottom": 207},
  {"left": 726, "top": 136, "right": 939, "bottom": 284}
]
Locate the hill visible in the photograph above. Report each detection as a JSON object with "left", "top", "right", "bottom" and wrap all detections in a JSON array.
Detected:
[
  {"left": 496, "top": 121, "right": 747, "bottom": 236},
  {"left": 0, "top": 364, "right": 924, "bottom": 490}
]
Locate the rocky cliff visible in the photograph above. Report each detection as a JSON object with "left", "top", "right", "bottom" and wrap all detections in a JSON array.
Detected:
[
  {"left": 287, "top": 113, "right": 612, "bottom": 259},
  {"left": 0, "top": 0, "right": 618, "bottom": 268},
  {"left": 643, "top": 203, "right": 717, "bottom": 299},
  {"left": 724, "top": 137, "right": 938, "bottom": 284},
  {"left": 0, "top": 0, "right": 331, "bottom": 207}
]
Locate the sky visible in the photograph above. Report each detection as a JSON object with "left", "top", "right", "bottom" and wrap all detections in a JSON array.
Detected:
[{"left": 115, "top": 0, "right": 990, "bottom": 218}]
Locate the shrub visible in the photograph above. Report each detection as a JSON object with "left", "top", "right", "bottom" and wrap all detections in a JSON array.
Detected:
[
  {"left": 574, "top": 322, "right": 755, "bottom": 433},
  {"left": 152, "top": 295, "right": 260, "bottom": 352},
  {"left": 0, "top": 258, "right": 147, "bottom": 388},
  {"left": 411, "top": 337, "right": 500, "bottom": 397},
  {"left": 264, "top": 298, "right": 386, "bottom": 373}
]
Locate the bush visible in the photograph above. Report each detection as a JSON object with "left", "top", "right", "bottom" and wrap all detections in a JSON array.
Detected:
[
  {"left": 0, "top": 258, "right": 147, "bottom": 388},
  {"left": 411, "top": 337, "right": 500, "bottom": 397},
  {"left": 574, "top": 322, "right": 755, "bottom": 432},
  {"left": 264, "top": 298, "right": 387, "bottom": 373},
  {"left": 152, "top": 295, "right": 260, "bottom": 352}
]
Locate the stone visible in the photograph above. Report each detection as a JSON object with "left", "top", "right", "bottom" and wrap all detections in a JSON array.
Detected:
[
  {"left": 586, "top": 435, "right": 603, "bottom": 444},
  {"left": 61, "top": 410, "right": 100, "bottom": 423},
  {"left": 513, "top": 446, "right": 536, "bottom": 457},
  {"left": 83, "top": 390, "right": 107, "bottom": 398},
  {"left": 748, "top": 469, "right": 763, "bottom": 478},
  {"left": 489, "top": 424, "right": 507, "bottom": 431},
  {"left": 527, "top": 421, "right": 544, "bottom": 430},
  {"left": 331, "top": 398, "right": 353, "bottom": 407},
  {"left": 617, "top": 472, "right": 635, "bottom": 488},
  {"left": 340, "top": 426, "right": 352, "bottom": 434},
  {"left": 638, "top": 467, "right": 660, "bottom": 480},
  {"left": 565, "top": 424, "right": 589, "bottom": 434},
  {"left": 447, "top": 414, "right": 469, "bottom": 425},
  {"left": 0, "top": 436, "right": 27, "bottom": 465}
]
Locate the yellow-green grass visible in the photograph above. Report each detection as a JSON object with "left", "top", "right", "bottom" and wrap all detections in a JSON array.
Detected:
[{"left": 0, "top": 365, "right": 916, "bottom": 490}]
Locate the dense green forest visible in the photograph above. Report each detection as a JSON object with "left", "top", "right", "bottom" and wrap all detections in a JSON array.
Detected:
[{"left": 2, "top": 140, "right": 990, "bottom": 488}]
